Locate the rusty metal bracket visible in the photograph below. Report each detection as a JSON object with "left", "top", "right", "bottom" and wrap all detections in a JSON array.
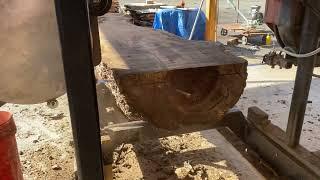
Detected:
[{"left": 245, "top": 106, "right": 320, "bottom": 179}]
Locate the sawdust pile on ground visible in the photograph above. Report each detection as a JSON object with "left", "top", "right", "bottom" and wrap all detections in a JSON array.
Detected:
[
  {"left": 112, "top": 133, "right": 242, "bottom": 180},
  {"left": 20, "top": 142, "right": 75, "bottom": 179}
]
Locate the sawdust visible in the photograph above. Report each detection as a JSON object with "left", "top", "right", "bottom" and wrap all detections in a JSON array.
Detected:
[
  {"left": 112, "top": 133, "right": 249, "bottom": 180},
  {"left": 20, "top": 142, "right": 75, "bottom": 179},
  {"left": 1, "top": 95, "right": 75, "bottom": 179}
]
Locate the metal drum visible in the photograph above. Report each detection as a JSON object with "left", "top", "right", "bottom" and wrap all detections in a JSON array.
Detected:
[{"left": 0, "top": 0, "right": 65, "bottom": 104}]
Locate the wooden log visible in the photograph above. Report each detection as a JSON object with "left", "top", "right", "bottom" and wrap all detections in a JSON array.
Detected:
[{"left": 98, "top": 14, "right": 247, "bottom": 129}]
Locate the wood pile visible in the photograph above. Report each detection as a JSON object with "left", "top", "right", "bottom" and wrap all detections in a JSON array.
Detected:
[
  {"left": 128, "top": 9, "right": 156, "bottom": 27},
  {"left": 123, "top": 3, "right": 166, "bottom": 27}
]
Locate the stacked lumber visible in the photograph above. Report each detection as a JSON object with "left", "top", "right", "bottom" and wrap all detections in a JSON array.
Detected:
[
  {"left": 128, "top": 9, "right": 156, "bottom": 27},
  {"left": 123, "top": 3, "right": 166, "bottom": 27}
]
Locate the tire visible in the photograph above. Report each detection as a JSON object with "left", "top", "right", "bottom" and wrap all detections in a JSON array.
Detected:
[{"left": 221, "top": 28, "right": 228, "bottom": 36}]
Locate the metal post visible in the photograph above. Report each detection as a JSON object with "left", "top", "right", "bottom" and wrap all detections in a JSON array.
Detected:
[
  {"left": 286, "top": 7, "right": 320, "bottom": 147},
  {"left": 54, "top": 0, "right": 104, "bottom": 179},
  {"left": 205, "top": 0, "right": 218, "bottom": 41},
  {"left": 189, "top": 0, "right": 205, "bottom": 40},
  {"left": 90, "top": 15, "right": 102, "bottom": 66},
  {"left": 237, "top": 0, "right": 239, "bottom": 23},
  {"left": 226, "top": 0, "right": 249, "bottom": 25}
]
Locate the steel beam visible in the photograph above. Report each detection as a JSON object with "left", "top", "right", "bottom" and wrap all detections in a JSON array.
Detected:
[
  {"left": 54, "top": 0, "right": 104, "bottom": 179},
  {"left": 247, "top": 107, "right": 320, "bottom": 179},
  {"left": 286, "top": 6, "right": 320, "bottom": 147}
]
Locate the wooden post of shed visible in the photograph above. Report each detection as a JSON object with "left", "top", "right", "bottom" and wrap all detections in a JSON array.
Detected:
[{"left": 205, "top": 0, "right": 218, "bottom": 41}]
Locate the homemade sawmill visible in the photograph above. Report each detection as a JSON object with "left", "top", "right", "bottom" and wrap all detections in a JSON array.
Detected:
[{"left": 1, "top": 0, "right": 320, "bottom": 179}]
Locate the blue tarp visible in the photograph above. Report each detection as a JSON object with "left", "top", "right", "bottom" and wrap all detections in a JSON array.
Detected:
[{"left": 153, "top": 8, "right": 206, "bottom": 40}]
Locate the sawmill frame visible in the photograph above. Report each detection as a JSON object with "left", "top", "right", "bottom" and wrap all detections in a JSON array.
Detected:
[{"left": 54, "top": 0, "right": 320, "bottom": 179}]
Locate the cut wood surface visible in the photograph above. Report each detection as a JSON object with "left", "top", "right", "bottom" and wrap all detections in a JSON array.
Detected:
[{"left": 98, "top": 14, "right": 247, "bottom": 129}]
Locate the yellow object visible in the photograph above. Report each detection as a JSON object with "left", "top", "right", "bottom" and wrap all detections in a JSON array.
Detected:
[
  {"left": 266, "top": 34, "right": 272, "bottom": 45},
  {"left": 205, "top": 0, "right": 218, "bottom": 41}
]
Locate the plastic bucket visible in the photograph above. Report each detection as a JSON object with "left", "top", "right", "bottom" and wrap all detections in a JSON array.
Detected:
[{"left": 0, "top": 111, "right": 23, "bottom": 180}]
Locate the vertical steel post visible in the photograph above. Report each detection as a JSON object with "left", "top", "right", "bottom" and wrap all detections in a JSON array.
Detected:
[
  {"left": 54, "top": 0, "right": 104, "bottom": 179},
  {"left": 286, "top": 7, "right": 320, "bottom": 147}
]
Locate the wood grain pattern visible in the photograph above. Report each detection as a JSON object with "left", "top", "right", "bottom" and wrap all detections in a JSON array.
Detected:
[{"left": 99, "top": 14, "right": 247, "bottom": 129}]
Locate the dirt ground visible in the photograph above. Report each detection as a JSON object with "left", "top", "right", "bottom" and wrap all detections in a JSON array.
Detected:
[
  {"left": 2, "top": 0, "right": 320, "bottom": 179},
  {"left": 0, "top": 95, "right": 74, "bottom": 179}
]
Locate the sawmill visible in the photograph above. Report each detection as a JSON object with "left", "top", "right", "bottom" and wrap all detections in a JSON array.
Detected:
[{"left": 1, "top": 0, "right": 320, "bottom": 179}]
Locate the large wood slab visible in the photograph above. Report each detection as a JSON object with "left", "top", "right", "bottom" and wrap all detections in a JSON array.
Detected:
[{"left": 98, "top": 14, "right": 247, "bottom": 129}]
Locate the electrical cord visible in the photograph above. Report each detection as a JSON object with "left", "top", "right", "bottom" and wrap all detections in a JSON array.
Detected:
[
  {"left": 273, "top": 24, "right": 320, "bottom": 58},
  {"left": 280, "top": 46, "right": 320, "bottom": 58}
]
